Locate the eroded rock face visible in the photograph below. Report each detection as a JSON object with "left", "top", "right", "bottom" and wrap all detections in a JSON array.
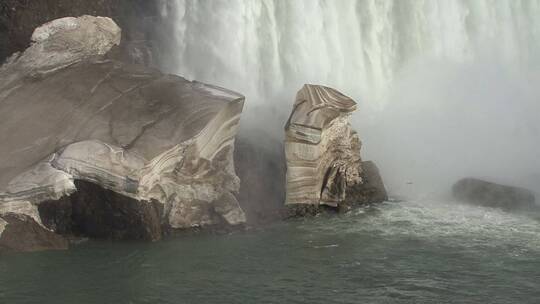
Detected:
[
  {"left": 453, "top": 178, "right": 536, "bottom": 211},
  {"left": 284, "top": 85, "right": 386, "bottom": 212},
  {"left": 0, "top": 16, "right": 246, "bottom": 250}
]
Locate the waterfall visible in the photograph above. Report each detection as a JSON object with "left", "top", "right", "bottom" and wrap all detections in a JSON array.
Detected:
[
  {"left": 157, "top": 0, "right": 539, "bottom": 106},
  {"left": 156, "top": 0, "right": 540, "bottom": 197}
]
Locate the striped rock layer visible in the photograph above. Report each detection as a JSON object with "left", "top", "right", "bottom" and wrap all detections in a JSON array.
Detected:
[
  {"left": 0, "top": 16, "right": 246, "bottom": 249},
  {"left": 285, "top": 84, "right": 363, "bottom": 207}
]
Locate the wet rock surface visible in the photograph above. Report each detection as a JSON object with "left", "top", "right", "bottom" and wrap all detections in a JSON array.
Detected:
[
  {"left": 38, "top": 180, "right": 163, "bottom": 241},
  {"left": 0, "top": 213, "right": 68, "bottom": 252},
  {"left": 345, "top": 161, "right": 388, "bottom": 206},
  {"left": 284, "top": 162, "right": 388, "bottom": 217},
  {"left": 0, "top": 16, "right": 246, "bottom": 251},
  {"left": 284, "top": 84, "right": 386, "bottom": 215},
  {"left": 452, "top": 178, "right": 536, "bottom": 211}
]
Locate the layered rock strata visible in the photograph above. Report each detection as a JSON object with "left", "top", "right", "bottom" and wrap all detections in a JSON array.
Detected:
[
  {"left": 284, "top": 84, "right": 387, "bottom": 212},
  {"left": 0, "top": 16, "right": 246, "bottom": 251}
]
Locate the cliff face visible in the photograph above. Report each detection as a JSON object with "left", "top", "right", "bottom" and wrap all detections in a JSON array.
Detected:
[
  {"left": 0, "top": 16, "right": 246, "bottom": 252},
  {"left": 0, "top": 0, "right": 157, "bottom": 64}
]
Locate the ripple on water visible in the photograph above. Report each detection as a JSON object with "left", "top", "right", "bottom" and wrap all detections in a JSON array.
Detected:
[{"left": 0, "top": 199, "right": 539, "bottom": 304}]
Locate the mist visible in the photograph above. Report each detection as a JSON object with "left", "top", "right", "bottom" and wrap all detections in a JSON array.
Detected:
[
  {"left": 360, "top": 56, "right": 540, "bottom": 199},
  {"left": 155, "top": 0, "right": 540, "bottom": 200}
]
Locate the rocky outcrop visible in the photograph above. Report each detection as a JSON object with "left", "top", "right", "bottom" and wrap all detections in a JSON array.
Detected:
[
  {"left": 0, "top": 16, "right": 246, "bottom": 251},
  {"left": 0, "top": 0, "right": 158, "bottom": 65},
  {"left": 0, "top": 213, "right": 68, "bottom": 252},
  {"left": 452, "top": 178, "right": 537, "bottom": 211},
  {"left": 284, "top": 84, "right": 387, "bottom": 213},
  {"left": 344, "top": 161, "right": 388, "bottom": 210}
]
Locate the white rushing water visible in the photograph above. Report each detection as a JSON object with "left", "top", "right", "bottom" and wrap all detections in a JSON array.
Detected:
[
  {"left": 300, "top": 200, "right": 540, "bottom": 253},
  {"left": 157, "top": 0, "right": 540, "bottom": 198}
]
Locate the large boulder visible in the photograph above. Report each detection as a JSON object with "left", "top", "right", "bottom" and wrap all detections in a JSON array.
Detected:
[
  {"left": 452, "top": 178, "right": 536, "bottom": 211},
  {"left": 0, "top": 16, "right": 246, "bottom": 250},
  {"left": 284, "top": 84, "right": 387, "bottom": 214}
]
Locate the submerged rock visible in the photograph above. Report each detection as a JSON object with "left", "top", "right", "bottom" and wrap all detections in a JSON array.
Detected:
[
  {"left": 284, "top": 84, "right": 387, "bottom": 214},
  {"left": 452, "top": 178, "right": 536, "bottom": 211},
  {"left": 0, "top": 16, "right": 246, "bottom": 250}
]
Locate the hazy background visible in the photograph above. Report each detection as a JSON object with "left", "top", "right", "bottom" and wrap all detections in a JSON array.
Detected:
[{"left": 155, "top": 0, "right": 540, "bottom": 199}]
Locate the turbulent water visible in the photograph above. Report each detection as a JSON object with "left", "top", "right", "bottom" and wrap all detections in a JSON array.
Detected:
[{"left": 1, "top": 201, "right": 540, "bottom": 303}]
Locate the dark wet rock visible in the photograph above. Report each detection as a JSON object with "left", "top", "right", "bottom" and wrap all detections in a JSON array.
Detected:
[
  {"left": 452, "top": 178, "right": 536, "bottom": 211},
  {"left": 285, "top": 161, "right": 388, "bottom": 217},
  {"left": 0, "top": 16, "right": 246, "bottom": 250},
  {"left": 284, "top": 84, "right": 386, "bottom": 215},
  {"left": 37, "top": 197, "right": 73, "bottom": 235},
  {"left": 39, "top": 180, "right": 163, "bottom": 241},
  {"left": 343, "top": 161, "right": 388, "bottom": 208},
  {"left": 0, "top": 213, "right": 68, "bottom": 252}
]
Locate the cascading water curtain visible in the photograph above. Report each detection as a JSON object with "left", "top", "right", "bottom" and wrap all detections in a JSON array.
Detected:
[
  {"left": 157, "top": 0, "right": 540, "bottom": 108},
  {"left": 157, "top": 0, "right": 540, "bottom": 197}
]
